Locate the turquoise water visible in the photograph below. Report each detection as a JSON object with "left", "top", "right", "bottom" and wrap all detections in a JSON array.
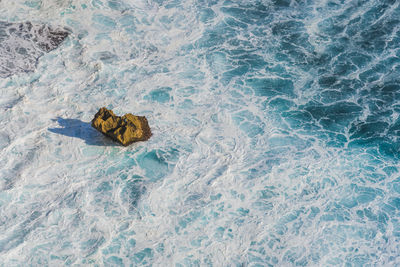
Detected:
[{"left": 1, "top": 0, "right": 400, "bottom": 266}]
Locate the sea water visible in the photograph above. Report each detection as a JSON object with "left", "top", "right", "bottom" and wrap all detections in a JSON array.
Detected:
[{"left": 0, "top": 0, "right": 400, "bottom": 266}]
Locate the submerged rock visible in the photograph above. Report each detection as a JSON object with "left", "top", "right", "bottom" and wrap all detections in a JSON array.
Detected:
[
  {"left": 91, "top": 107, "right": 152, "bottom": 146},
  {"left": 0, "top": 21, "right": 69, "bottom": 78}
]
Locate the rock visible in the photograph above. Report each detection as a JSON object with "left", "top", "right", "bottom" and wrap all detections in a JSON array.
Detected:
[
  {"left": 91, "top": 107, "right": 152, "bottom": 146},
  {"left": 33, "top": 23, "right": 69, "bottom": 52},
  {"left": 0, "top": 21, "right": 69, "bottom": 78}
]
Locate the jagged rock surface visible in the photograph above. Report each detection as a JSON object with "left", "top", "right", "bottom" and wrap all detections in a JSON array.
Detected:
[{"left": 91, "top": 107, "right": 152, "bottom": 146}]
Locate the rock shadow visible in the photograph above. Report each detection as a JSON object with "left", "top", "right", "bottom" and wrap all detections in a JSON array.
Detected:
[{"left": 48, "top": 117, "right": 117, "bottom": 146}]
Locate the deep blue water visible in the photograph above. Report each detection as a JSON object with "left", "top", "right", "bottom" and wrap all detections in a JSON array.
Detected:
[{"left": 0, "top": 0, "right": 400, "bottom": 266}]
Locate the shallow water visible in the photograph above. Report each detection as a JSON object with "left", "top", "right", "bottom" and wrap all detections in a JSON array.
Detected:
[{"left": 1, "top": 0, "right": 400, "bottom": 266}]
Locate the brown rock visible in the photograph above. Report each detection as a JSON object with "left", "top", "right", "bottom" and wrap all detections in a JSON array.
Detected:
[{"left": 91, "top": 107, "right": 152, "bottom": 146}]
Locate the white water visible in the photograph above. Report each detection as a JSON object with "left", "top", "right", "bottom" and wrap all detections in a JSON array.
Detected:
[{"left": 1, "top": 0, "right": 400, "bottom": 266}]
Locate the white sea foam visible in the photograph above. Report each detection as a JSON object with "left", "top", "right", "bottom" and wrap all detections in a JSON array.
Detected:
[{"left": 1, "top": 0, "right": 400, "bottom": 266}]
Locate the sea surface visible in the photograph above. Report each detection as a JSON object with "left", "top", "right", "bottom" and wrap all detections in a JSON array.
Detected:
[{"left": 1, "top": 0, "right": 400, "bottom": 266}]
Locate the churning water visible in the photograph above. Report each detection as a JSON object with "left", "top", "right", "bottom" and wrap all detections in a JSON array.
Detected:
[{"left": 1, "top": 0, "right": 400, "bottom": 266}]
